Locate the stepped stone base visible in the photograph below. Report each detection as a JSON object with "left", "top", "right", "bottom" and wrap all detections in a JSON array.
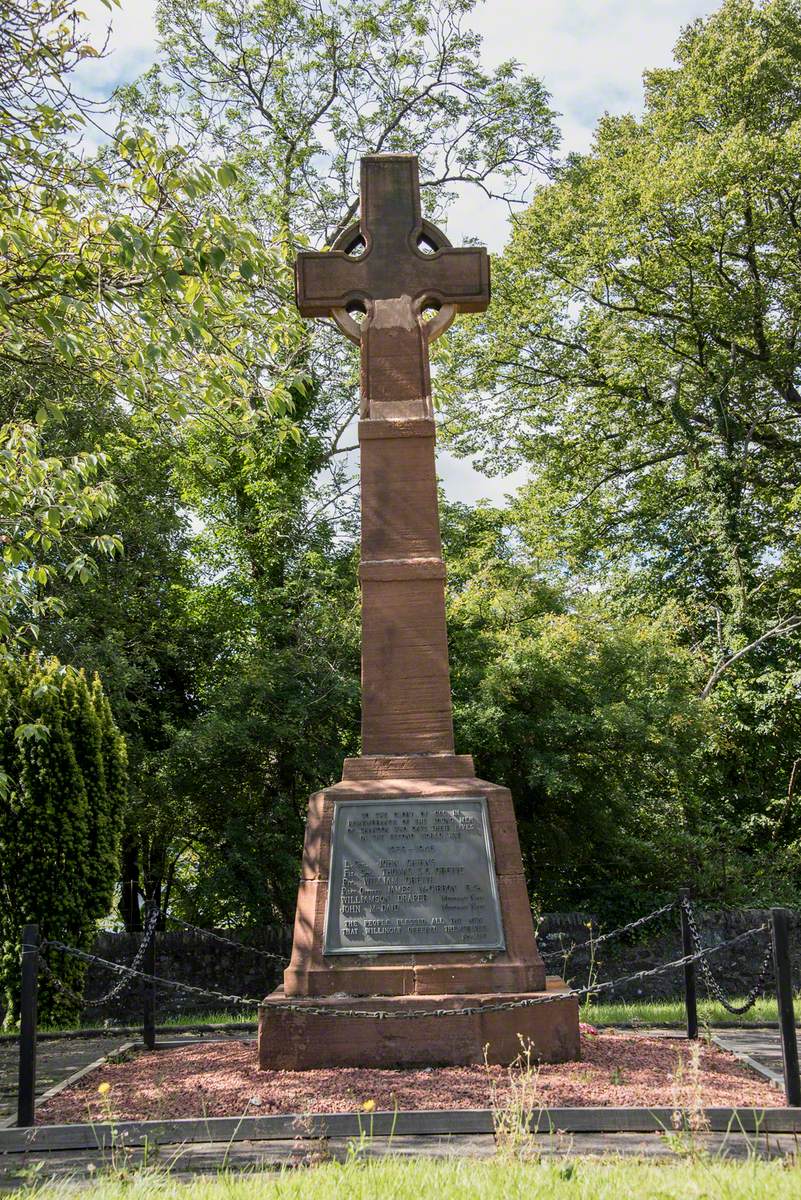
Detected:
[
  {"left": 283, "top": 765, "right": 548, "bottom": 999},
  {"left": 265, "top": 754, "right": 582, "bottom": 1070},
  {"left": 258, "top": 978, "right": 580, "bottom": 1070}
]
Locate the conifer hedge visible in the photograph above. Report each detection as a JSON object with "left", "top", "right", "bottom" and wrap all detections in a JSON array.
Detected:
[{"left": 0, "top": 654, "right": 127, "bottom": 1027}]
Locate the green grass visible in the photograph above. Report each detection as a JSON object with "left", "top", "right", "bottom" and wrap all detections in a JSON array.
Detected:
[
  {"left": 20, "top": 995, "right": 800, "bottom": 1037},
  {"left": 111, "top": 997, "right": 801, "bottom": 1030},
  {"left": 151, "top": 997, "right": 801, "bottom": 1029},
  {"left": 158, "top": 1010, "right": 258, "bottom": 1027},
  {"left": 24, "top": 1011, "right": 260, "bottom": 1035},
  {"left": 12, "top": 1159, "right": 801, "bottom": 1199},
  {"left": 20, "top": 993, "right": 801, "bottom": 1041},
  {"left": 581, "top": 996, "right": 799, "bottom": 1026}
]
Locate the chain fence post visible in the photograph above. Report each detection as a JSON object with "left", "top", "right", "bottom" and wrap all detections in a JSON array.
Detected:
[
  {"left": 678, "top": 888, "right": 698, "bottom": 1039},
  {"left": 16, "top": 923, "right": 39, "bottom": 1127},
  {"left": 142, "top": 901, "right": 157, "bottom": 1051},
  {"left": 771, "top": 906, "right": 800, "bottom": 1106}
]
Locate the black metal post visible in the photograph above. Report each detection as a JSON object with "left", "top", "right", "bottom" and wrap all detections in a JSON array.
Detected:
[
  {"left": 142, "top": 900, "right": 156, "bottom": 1051},
  {"left": 17, "top": 924, "right": 39, "bottom": 1127},
  {"left": 679, "top": 888, "right": 698, "bottom": 1040},
  {"left": 771, "top": 907, "right": 800, "bottom": 1107}
]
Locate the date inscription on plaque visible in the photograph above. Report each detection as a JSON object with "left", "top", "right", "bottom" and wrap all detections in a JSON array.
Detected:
[{"left": 324, "top": 797, "right": 505, "bottom": 955}]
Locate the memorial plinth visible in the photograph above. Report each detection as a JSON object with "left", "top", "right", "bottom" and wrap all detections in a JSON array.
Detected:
[{"left": 259, "top": 155, "right": 579, "bottom": 1069}]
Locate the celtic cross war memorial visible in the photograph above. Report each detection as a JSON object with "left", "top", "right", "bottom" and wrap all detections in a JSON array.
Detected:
[{"left": 258, "top": 154, "right": 580, "bottom": 1069}]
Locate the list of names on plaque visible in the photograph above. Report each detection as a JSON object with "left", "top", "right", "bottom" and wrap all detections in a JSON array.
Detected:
[{"left": 324, "top": 797, "right": 505, "bottom": 954}]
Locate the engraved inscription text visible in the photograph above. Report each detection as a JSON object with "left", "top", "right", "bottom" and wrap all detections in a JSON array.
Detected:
[{"left": 324, "top": 797, "right": 505, "bottom": 954}]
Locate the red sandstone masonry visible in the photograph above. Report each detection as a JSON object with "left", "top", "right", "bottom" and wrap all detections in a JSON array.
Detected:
[
  {"left": 262, "top": 155, "right": 579, "bottom": 1070},
  {"left": 359, "top": 422, "right": 453, "bottom": 756},
  {"left": 282, "top": 772, "right": 546, "bottom": 1000},
  {"left": 261, "top": 980, "right": 579, "bottom": 1070}
]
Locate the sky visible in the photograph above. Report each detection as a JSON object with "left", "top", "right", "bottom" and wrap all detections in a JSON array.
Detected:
[{"left": 75, "top": 0, "right": 719, "bottom": 503}]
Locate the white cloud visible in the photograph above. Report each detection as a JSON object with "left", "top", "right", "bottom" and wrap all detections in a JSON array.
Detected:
[
  {"left": 445, "top": 0, "right": 718, "bottom": 250},
  {"left": 74, "top": 0, "right": 159, "bottom": 95},
  {"left": 438, "top": 451, "right": 529, "bottom": 506}
]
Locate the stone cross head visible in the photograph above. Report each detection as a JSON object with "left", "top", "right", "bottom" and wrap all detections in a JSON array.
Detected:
[{"left": 295, "top": 154, "right": 490, "bottom": 419}]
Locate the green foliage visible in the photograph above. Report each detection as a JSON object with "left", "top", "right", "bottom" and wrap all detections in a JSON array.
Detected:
[
  {"left": 443, "top": 502, "right": 706, "bottom": 920},
  {"left": 444, "top": 0, "right": 801, "bottom": 647},
  {"left": 160, "top": 642, "right": 360, "bottom": 924},
  {"left": 0, "top": 419, "right": 120, "bottom": 647},
  {"left": 0, "top": 654, "right": 127, "bottom": 1027},
  {"left": 0, "top": 0, "right": 305, "bottom": 649},
  {"left": 12, "top": 365, "right": 360, "bottom": 927},
  {"left": 442, "top": 0, "right": 801, "bottom": 907},
  {"left": 0, "top": 0, "right": 303, "bottom": 423},
  {"left": 7, "top": 374, "right": 212, "bottom": 925},
  {"left": 458, "top": 608, "right": 704, "bottom": 918},
  {"left": 148, "top": 389, "right": 362, "bottom": 923},
  {"left": 146, "top": 0, "right": 559, "bottom": 244}
]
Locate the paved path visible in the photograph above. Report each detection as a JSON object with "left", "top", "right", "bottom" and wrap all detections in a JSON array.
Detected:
[
  {"left": 0, "top": 1037, "right": 134, "bottom": 1128},
  {"left": 712, "top": 1028, "right": 788, "bottom": 1090},
  {"left": 2, "top": 1129, "right": 799, "bottom": 1185}
]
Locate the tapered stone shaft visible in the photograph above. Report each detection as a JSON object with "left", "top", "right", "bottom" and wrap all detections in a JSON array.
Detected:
[
  {"left": 359, "top": 418, "right": 453, "bottom": 754},
  {"left": 296, "top": 154, "right": 489, "bottom": 756}
]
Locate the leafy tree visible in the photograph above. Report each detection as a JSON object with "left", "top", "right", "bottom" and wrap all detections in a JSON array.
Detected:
[
  {"left": 145, "top": 0, "right": 558, "bottom": 242},
  {"left": 441, "top": 0, "right": 801, "bottom": 897},
  {"left": 0, "top": 0, "right": 306, "bottom": 651},
  {"left": 91, "top": 677, "right": 128, "bottom": 923},
  {"left": 444, "top": 0, "right": 801, "bottom": 653},
  {"left": 6, "top": 362, "right": 359, "bottom": 928},
  {"left": 0, "top": 655, "right": 126, "bottom": 1026},
  {"left": 0, "top": 0, "right": 297, "bottom": 922},
  {"left": 119, "top": 0, "right": 561, "bottom": 484},
  {"left": 0, "top": 419, "right": 120, "bottom": 647},
  {"left": 0, "top": 0, "right": 300, "bottom": 423},
  {"left": 56, "top": 0, "right": 560, "bottom": 921},
  {"left": 143, "top": 385, "right": 362, "bottom": 924},
  {"left": 1, "top": 369, "right": 207, "bottom": 929},
  {"left": 443, "top": 502, "right": 707, "bottom": 922}
]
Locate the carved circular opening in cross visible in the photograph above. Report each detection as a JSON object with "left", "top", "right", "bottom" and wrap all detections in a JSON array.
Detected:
[
  {"left": 295, "top": 155, "right": 489, "bottom": 411},
  {"left": 330, "top": 219, "right": 457, "bottom": 345}
]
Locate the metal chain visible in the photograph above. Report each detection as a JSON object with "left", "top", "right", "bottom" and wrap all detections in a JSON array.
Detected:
[
  {"left": 41, "top": 921, "right": 768, "bottom": 1021},
  {"left": 681, "top": 898, "right": 774, "bottom": 1014},
  {"left": 38, "top": 957, "right": 94, "bottom": 1006},
  {"left": 539, "top": 899, "right": 677, "bottom": 962},
  {"left": 40, "top": 905, "right": 162, "bottom": 1008},
  {"left": 166, "top": 914, "right": 289, "bottom": 963}
]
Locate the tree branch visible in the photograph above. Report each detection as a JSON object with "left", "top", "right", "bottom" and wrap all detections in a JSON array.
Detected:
[{"left": 700, "top": 615, "right": 801, "bottom": 699}]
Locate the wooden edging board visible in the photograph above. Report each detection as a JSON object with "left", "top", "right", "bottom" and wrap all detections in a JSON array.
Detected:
[
  {"left": 0, "top": 1024, "right": 259, "bottom": 1044},
  {"left": 2, "top": 1108, "right": 800, "bottom": 1151},
  {"left": 0, "top": 1042, "right": 138, "bottom": 1134}
]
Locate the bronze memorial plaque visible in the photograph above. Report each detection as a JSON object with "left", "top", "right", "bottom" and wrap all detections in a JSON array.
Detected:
[{"left": 324, "top": 797, "right": 505, "bottom": 954}]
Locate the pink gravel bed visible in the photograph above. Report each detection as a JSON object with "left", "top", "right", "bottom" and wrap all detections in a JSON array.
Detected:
[{"left": 37, "top": 1033, "right": 780, "bottom": 1125}]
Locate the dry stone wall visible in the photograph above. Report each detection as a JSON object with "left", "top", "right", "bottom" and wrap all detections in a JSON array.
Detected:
[
  {"left": 76, "top": 908, "right": 798, "bottom": 1023},
  {"left": 82, "top": 927, "right": 291, "bottom": 1023},
  {"left": 537, "top": 909, "right": 800, "bottom": 1005}
]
